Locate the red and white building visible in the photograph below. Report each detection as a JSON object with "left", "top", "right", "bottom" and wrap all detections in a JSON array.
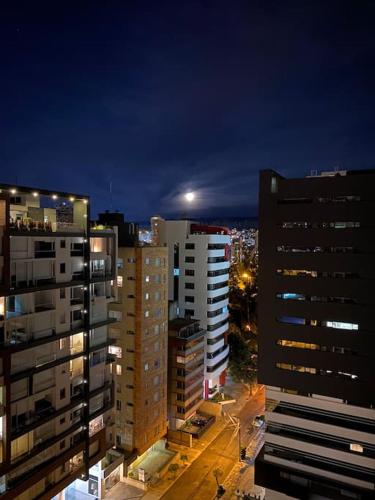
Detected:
[{"left": 154, "top": 219, "right": 230, "bottom": 398}]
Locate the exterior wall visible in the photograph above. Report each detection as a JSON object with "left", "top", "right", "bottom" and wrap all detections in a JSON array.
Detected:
[
  {"left": 255, "top": 170, "right": 375, "bottom": 500},
  {"left": 0, "top": 184, "right": 116, "bottom": 500},
  {"left": 155, "top": 219, "right": 230, "bottom": 396},
  {"left": 111, "top": 245, "right": 168, "bottom": 456}
]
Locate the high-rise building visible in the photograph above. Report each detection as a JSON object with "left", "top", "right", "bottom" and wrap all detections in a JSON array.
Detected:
[
  {"left": 255, "top": 170, "right": 375, "bottom": 499},
  {"left": 99, "top": 213, "right": 169, "bottom": 480},
  {"left": 0, "top": 184, "right": 117, "bottom": 500},
  {"left": 154, "top": 219, "right": 230, "bottom": 399}
]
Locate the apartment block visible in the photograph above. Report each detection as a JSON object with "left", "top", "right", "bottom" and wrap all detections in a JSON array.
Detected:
[
  {"left": 154, "top": 219, "right": 230, "bottom": 399},
  {"left": 0, "top": 184, "right": 117, "bottom": 500},
  {"left": 255, "top": 170, "right": 375, "bottom": 500},
  {"left": 98, "top": 213, "right": 169, "bottom": 467},
  {"left": 167, "top": 316, "right": 205, "bottom": 430}
]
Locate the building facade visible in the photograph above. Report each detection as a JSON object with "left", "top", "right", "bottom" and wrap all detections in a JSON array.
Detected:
[
  {"left": 155, "top": 219, "right": 230, "bottom": 399},
  {"left": 96, "top": 213, "right": 169, "bottom": 471},
  {"left": 168, "top": 317, "right": 205, "bottom": 430},
  {"left": 0, "top": 185, "right": 117, "bottom": 499},
  {"left": 255, "top": 170, "right": 375, "bottom": 499}
]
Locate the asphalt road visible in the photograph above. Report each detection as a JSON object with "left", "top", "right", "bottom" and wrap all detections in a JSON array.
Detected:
[{"left": 161, "top": 388, "right": 265, "bottom": 500}]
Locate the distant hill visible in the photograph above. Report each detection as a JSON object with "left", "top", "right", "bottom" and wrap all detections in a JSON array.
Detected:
[{"left": 139, "top": 216, "right": 258, "bottom": 229}]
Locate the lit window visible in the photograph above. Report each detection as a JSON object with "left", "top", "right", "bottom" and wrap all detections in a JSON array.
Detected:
[
  {"left": 145, "top": 292, "right": 150, "bottom": 300},
  {"left": 117, "top": 276, "right": 123, "bottom": 287},
  {"left": 145, "top": 310, "right": 149, "bottom": 318},
  {"left": 116, "top": 365, "right": 122, "bottom": 376},
  {"left": 145, "top": 275, "right": 150, "bottom": 282},
  {"left": 326, "top": 321, "right": 359, "bottom": 331},
  {"left": 350, "top": 443, "right": 363, "bottom": 453},
  {"left": 144, "top": 363, "right": 149, "bottom": 371}
]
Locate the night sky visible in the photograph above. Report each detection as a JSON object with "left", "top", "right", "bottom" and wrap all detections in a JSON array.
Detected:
[{"left": 1, "top": 1, "right": 374, "bottom": 220}]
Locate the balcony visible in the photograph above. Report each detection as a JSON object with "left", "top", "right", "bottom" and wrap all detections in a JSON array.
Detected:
[{"left": 10, "top": 219, "right": 84, "bottom": 234}]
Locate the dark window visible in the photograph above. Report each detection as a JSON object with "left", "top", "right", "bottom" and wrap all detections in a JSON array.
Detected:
[
  {"left": 60, "top": 440, "right": 65, "bottom": 450},
  {"left": 185, "top": 296, "right": 195, "bottom": 303},
  {"left": 60, "top": 417, "right": 66, "bottom": 425},
  {"left": 185, "top": 243, "right": 195, "bottom": 249},
  {"left": 60, "top": 288, "right": 66, "bottom": 299},
  {"left": 116, "top": 400, "right": 121, "bottom": 411},
  {"left": 185, "top": 309, "right": 194, "bottom": 317},
  {"left": 60, "top": 240, "right": 66, "bottom": 248},
  {"left": 185, "top": 283, "right": 195, "bottom": 289},
  {"left": 185, "top": 269, "right": 195, "bottom": 276},
  {"left": 60, "top": 263, "right": 66, "bottom": 273},
  {"left": 185, "top": 256, "right": 195, "bottom": 263},
  {"left": 60, "top": 388, "right": 66, "bottom": 400}
]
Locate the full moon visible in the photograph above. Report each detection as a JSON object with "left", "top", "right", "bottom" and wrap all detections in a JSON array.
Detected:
[{"left": 185, "top": 192, "right": 195, "bottom": 202}]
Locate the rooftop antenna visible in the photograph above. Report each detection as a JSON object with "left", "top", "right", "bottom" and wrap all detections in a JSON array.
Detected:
[{"left": 109, "top": 178, "right": 113, "bottom": 212}]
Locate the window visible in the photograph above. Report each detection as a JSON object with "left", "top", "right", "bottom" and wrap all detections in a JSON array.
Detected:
[
  {"left": 145, "top": 275, "right": 150, "bottom": 282},
  {"left": 117, "top": 258, "right": 124, "bottom": 268},
  {"left": 153, "top": 392, "right": 160, "bottom": 402},
  {"left": 155, "top": 291, "right": 161, "bottom": 301},
  {"left": 108, "top": 346, "right": 122, "bottom": 359},
  {"left": 185, "top": 296, "right": 194, "bottom": 303},
  {"left": 144, "top": 363, "right": 149, "bottom": 371},
  {"left": 60, "top": 439, "right": 65, "bottom": 450},
  {"left": 185, "top": 269, "right": 195, "bottom": 276},
  {"left": 116, "top": 400, "right": 122, "bottom": 411},
  {"left": 185, "top": 309, "right": 194, "bottom": 317},
  {"left": 145, "top": 310, "right": 150, "bottom": 318},
  {"left": 60, "top": 263, "right": 66, "bottom": 274},
  {"left": 116, "top": 365, "right": 122, "bottom": 376},
  {"left": 350, "top": 443, "right": 363, "bottom": 453},
  {"left": 185, "top": 283, "right": 194, "bottom": 289},
  {"left": 153, "top": 375, "right": 160, "bottom": 386},
  {"left": 154, "top": 359, "right": 160, "bottom": 369},
  {"left": 60, "top": 240, "right": 66, "bottom": 249},
  {"left": 154, "top": 341, "right": 160, "bottom": 352},
  {"left": 185, "top": 243, "right": 195, "bottom": 249},
  {"left": 155, "top": 258, "right": 161, "bottom": 266},
  {"left": 60, "top": 288, "right": 66, "bottom": 299},
  {"left": 117, "top": 276, "right": 123, "bottom": 287},
  {"left": 145, "top": 292, "right": 150, "bottom": 300},
  {"left": 185, "top": 256, "right": 195, "bottom": 263},
  {"left": 60, "top": 388, "right": 66, "bottom": 400},
  {"left": 60, "top": 417, "right": 66, "bottom": 425},
  {"left": 154, "top": 324, "right": 160, "bottom": 335}
]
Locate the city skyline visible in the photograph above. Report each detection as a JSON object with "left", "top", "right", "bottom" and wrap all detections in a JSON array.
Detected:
[{"left": 1, "top": 1, "right": 375, "bottom": 219}]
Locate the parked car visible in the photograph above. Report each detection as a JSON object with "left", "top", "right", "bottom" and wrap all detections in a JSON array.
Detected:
[{"left": 252, "top": 415, "right": 265, "bottom": 428}]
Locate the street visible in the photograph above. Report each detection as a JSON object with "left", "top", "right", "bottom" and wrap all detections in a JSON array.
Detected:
[{"left": 161, "top": 387, "right": 265, "bottom": 500}]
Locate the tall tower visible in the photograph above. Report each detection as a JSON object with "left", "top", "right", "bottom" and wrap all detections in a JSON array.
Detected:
[
  {"left": 255, "top": 170, "right": 375, "bottom": 499},
  {"left": 155, "top": 218, "right": 230, "bottom": 399},
  {"left": 0, "top": 184, "right": 117, "bottom": 499}
]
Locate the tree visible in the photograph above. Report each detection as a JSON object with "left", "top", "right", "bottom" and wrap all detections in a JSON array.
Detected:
[{"left": 168, "top": 463, "right": 179, "bottom": 479}]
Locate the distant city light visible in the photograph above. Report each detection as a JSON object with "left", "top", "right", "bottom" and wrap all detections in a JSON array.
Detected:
[
  {"left": 185, "top": 192, "right": 195, "bottom": 202},
  {"left": 32, "top": 191, "right": 39, "bottom": 197}
]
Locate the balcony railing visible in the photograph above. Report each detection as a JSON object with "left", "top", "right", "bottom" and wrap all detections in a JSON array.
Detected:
[{"left": 10, "top": 219, "right": 84, "bottom": 233}]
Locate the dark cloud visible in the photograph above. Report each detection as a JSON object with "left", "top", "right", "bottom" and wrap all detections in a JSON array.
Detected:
[{"left": 1, "top": 0, "right": 374, "bottom": 220}]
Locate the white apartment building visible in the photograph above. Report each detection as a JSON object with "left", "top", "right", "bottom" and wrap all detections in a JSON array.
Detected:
[
  {"left": 154, "top": 219, "right": 230, "bottom": 398},
  {"left": 0, "top": 185, "right": 119, "bottom": 500}
]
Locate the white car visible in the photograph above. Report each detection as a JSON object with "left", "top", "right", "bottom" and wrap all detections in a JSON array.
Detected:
[{"left": 252, "top": 415, "right": 265, "bottom": 428}]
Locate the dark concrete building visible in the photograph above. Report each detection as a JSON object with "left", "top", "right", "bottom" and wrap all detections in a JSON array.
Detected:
[{"left": 255, "top": 170, "right": 375, "bottom": 499}]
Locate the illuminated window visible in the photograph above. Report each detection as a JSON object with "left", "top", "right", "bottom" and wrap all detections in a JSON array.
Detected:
[
  {"left": 116, "top": 365, "right": 122, "bottom": 376},
  {"left": 350, "top": 443, "right": 363, "bottom": 453},
  {"left": 117, "top": 276, "right": 123, "bottom": 287},
  {"left": 145, "top": 292, "right": 150, "bottom": 300},
  {"left": 145, "top": 310, "right": 149, "bottom": 318},
  {"left": 325, "top": 321, "right": 358, "bottom": 331},
  {"left": 145, "top": 275, "right": 150, "bottom": 282}
]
